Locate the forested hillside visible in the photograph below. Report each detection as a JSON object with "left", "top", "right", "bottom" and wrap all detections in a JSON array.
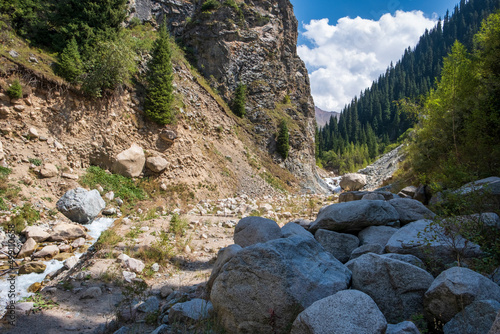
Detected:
[{"left": 316, "top": 0, "right": 500, "bottom": 174}]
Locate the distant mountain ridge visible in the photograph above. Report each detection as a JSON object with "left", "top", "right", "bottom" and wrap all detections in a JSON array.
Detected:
[{"left": 315, "top": 106, "right": 340, "bottom": 128}]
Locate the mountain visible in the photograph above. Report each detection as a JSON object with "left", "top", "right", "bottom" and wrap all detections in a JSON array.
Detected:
[{"left": 315, "top": 106, "right": 340, "bottom": 128}]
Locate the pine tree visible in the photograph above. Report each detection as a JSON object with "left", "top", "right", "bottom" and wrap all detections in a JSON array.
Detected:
[
  {"left": 144, "top": 22, "right": 175, "bottom": 125},
  {"left": 57, "top": 37, "right": 83, "bottom": 83},
  {"left": 276, "top": 119, "right": 290, "bottom": 159},
  {"left": 232, "top": 83, "right": 246, "bottom": 117},
  {"left": 6, "top": 79, "right": 22, "bottom": 99}
]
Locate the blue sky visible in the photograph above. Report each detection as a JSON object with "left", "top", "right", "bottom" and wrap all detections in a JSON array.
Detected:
[{"left": 290, "top": 0, "right": 460, "bottom": 111}]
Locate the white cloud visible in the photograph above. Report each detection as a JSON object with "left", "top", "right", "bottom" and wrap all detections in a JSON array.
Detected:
[{"left": 298, "top": 11, "right": 437, "bottom": 111}]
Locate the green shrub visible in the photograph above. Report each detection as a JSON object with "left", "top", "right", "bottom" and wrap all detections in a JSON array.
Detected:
[
  {"left": 144, "top": 22, "right": 175, "bottom": 125},
  {"left": 57, "top": 37, "right": 84, "bottom": 83},
  {"left": 276, "top": 119, "right": 290, "bottom": 159},
  {"left": 6, "top": 79, "right": 22, "bottom": 99},
  {"left": 169, "top": 213, "right": 188, "bottom": 237},
  {"left": 7, "top": 203, "right": 40, "bottom": 234},
  {"left": 232, "top": 83, "right": 246, "bottom": 117},
  {"left": 201, "top": 0, "right": 221, "bottom": 12}
]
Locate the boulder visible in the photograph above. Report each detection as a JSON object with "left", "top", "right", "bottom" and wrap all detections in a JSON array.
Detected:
[
  {"left": 281, "top": 222, "right": 314, "bottom": 239},
  {"left": 136, "top": 296, "right": 160, "bottom": 313},
  {"left": 400, "top": 186, "right": 418, "bottom": 198},
  {"left": 349, "top": 243, "right": 384, "bottom": 261},
  {"left": 362, "top": 192, "right": 386, "bottom": 201},
  {"left": 56, "top": 188, "right": 105, "bottom": 224},
  {"left": 206, "top": 244, "right": 242, "bottom": 296},
  {"left": 71, "top": 237, "right": 86, "bottom": 248},
  {"left": 169, "top": 299, "right": 213, "bottom": 323},
  {"left": 346, "top": 253, "right": 434, "bottom": 323},
  {"left": 40, "top": 163, "right": 58, "bottom": 178},
  {"left": 22, "top": 226, "right": 50, "bottom": 242},
  {"left": 18, "top": 262, "right": 46, "bottom": 275},
  {"left": 112, "top": 143, "right": 145, "bottom": 178},
  {"left": 233, "top": 216, "right": 282, "bottom": 248},
  {"left": 310, "top": 200, "right": 400, "bottom": 233},
  {"left": 315, "top": 229, "right": 359, "bottom": 263},
  {"left": 210, "top": 236, "right": 352, "bottom": 333},
  {"left": 358, "top": 226, "right": 398, "bottom": 247},
  {"left": 339, "top": 191, "right": 395, "bottom": 203},
  {"left": 64, "top": 256, "right": 78, "bottom": 270},
  {"left": 123, "top": 257, "right": 145, "bottom": 273},
  {"left": 340, "top": 173, "right": 367, "bottom": 191},
  {"left": 290, "top": 290, "right": 387, "bottom": 334},
  {"left": 380, "top": 253, "right": 425, "bottom": 269},
  {"left": 424, "top": 267, "right": 500, "bottom": 324},
  {"left": 80, "top": 287, "right": 102, "bottom": 299},
  {"left": 386, "top": 321, "right": 420, "bottom": 334},
  {"left": 443, "top": 300, "right": 500, "bottom": 334},
  {"left": 388, "top": 198, "right": 436, "bottom": 225},
  {"left": 49, "top": 223, "right": 87, "bottom": 241},
  {"left": 385, "top": 219, "right": 482, "bottom": 266},
  {"left": 33, "top": 245, "right": 59, "bottom": 259},
  {"left": 17, "top": 237, "right": 37, "bottom": 258},
  {"left": 146, "top": 156, "right": 168, "bottom": 173},
  {"left": 489, "top": 311, "right": 500, "bottom": 334}
]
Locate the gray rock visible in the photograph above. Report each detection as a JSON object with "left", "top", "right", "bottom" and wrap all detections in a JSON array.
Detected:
[
  {"left": 340, "top": 173, "right": 367, "bottom": 191},
  {"left": 310, "top": 200, "right": 400, "bottom": 233},
  {"left": 124, "top": 257, "right": 145, "bottom": 273},
  {"left": 346, "top": 253, "right": 434, "bottom": 323},
  {"left": 169, "top": 299, "right": 213, "bottom": 323},
  {"left": 388, "top": 198, "right": 436, "bottom": 225},
  {"left": 137, "top": 296, "right": 160, "bottom": 313},
  {"left": 112, "top": 143, "right": 145, "bottom": 178},
  {"left": 210, "top": 236, "right": 352, "bottom": 333},
  {"left": 349, "top": 243, "right": 384, "bottom": 261},
  {"left": 22, "top": 226, "right": 50, "bottom": 242},
  {"left": 150, "top": 324, "right": 169, "bottom": 334},
  {"left": 206, "top": 244, "right": 242, "bottom": 296},
  {"left": 380, "top": 253, "right": 426, "bottom": 269},
  {"left": 49, "top": 223, "right": 87, "bottom": 241},
  {"left": 489, "top": 311, "right": 500, "bottom": 334},
  {"left": 233, "top": 216, "right": 282, "bottom": 248},
  {"left": 443, "top": 300, "right": 500, "bottom": 334},
  {"left": 64, "top": 256, "right": 78, "bottom": 270},
  {"left": 16, "top": 302, "right": 34, "bottom": 313},
  {"left": 71, "top": 237, "right": 86, "bottom": 248},
  {"left": 33, "top": 245, "right": 59, "bottom": 259},
  {"left": 146, "top": 156, "right": 168, "bottom": 173},
  {"left": 113, "top": 327, "right": 130, "bottom": 334},
  {"left": 339, "top": 191, "right": 396, "bottom": 203},
  {"left": 160, "top": 286, "right": 174, "bottom": 299},
  {"left": 80, "top": 287, "right": 102, "bottom": 299},
  {"left": 291, "top": 290, "right": 387, "bottom": 334},
  {"left": 362, "top": 192, "right": 386, "bottom": 200},
  {"left": 56, "top": 188, "right": 105, "bottom": 224},
  {"left": 315, "top": 229, "right": 359, "bottom": 263},
  {"left": 424, "top": 266, "right": 500, "bottom": 324},
  {"left": 102, "top": 207, "right": 116, "bottom": 216},
  {"left": 386, "top": 321, "right": 420, "bottom": 334},
  {"left": 400, "top": 186, "right": 418, "bottom": 198},
  {"left": 385, "top": 219, "right": 482, "bottom": 266},
  {"left": 18, "top": 237, "right": 37, "bottom": 258},
  {"left": 9, "top": 50, "right": 19, "bottom": 58},
  {"left": 281, "top": 222, "right": 314, "bottom": 239},
  {"left": 358, "top": 226, "right": 399, "bottom": 247}
]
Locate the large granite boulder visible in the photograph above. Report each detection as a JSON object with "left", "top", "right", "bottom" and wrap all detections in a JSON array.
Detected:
[
  {"left": 169, "top": 299, "right": 213, "bottom": 323},
  {"left": 290, "top": 290, "right": 387, "bottom": 334},
  {"left": 233, "top": 216, "right": 282, "bottom": 248},
  {"left": 424, "top": 267, "right": 500, "bottom": 324},
  {"left": 206, "top": 244, "right": 242, "bottom": 296},
  {"left": 56, "top": 188, "right": 105, "bottom": 224},
  {"left": 339, "top": 191, "right": 395, "bottom": 203},
  {"left": 386, "top": 321, "right": 420, "bottom": 334},
  {"left": 346, "top": 253, "right": 434, "bottom": 323},
  {"left": 310, "top": 200, "right": 399, "bottom": 233},
  {"left": 443, "top": 300, "right": 500, "bottom": 334},
  {"left": 340, "top": 173, "right": 367, "bottom": 191},
  {"left": 315, "top": 229, "right": 359, "bottom": 263},
  {"left": 281, "top": 222, "right": 314, "bottom": 239},
  {"left": 358, "top": 226, "right": 398, "bottom": 247},
  {"left": 388, "top": 198, "right": 436, "bottom": 225},
  {"left": 112, "top": 143, "right": 145, "bottom": 178},
  {"left": 210, "top": 236, "right": 352, "bottom": 333},
  {"left": 385, "top": 219, "right": 482, "bottom": 266},
  {"left": 22, "top": 226, "right": 50, "bottom": 242}
]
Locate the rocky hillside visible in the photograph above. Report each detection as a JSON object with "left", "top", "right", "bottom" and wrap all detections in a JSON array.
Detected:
[{"left": 129, "top": 0, "right": 327, "bottom": 193}]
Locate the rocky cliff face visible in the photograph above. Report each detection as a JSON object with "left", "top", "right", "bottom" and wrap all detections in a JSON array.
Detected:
[{"left": 130, "top": 0, "right": 328, "bottom": 193}]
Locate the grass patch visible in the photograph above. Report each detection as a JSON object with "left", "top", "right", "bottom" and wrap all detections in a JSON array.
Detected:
[
  {"left": 95, "top": 229, "right": 123, "bottom": 250},
  {"left": 28, "top": 158, "right": 42, "bottom": 166},
  {"left": 169, "top": 213, "right": 188, "bottom": 238},
  {"left": 79, "top": 166, "right": 147, "bottom": 204},
  {"left": 260, "top": 171, "right": 286, "bottom": 193},
  {"left": 20, "top": 293, "right": 58, "bottom": 312},
  {"left": 6, "top": 203, "right": 40, "bottom": 234}
]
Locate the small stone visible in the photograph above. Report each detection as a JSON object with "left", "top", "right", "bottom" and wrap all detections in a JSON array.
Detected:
[
  {"left": 80, "top": 286, "right": 102, "bottom": 299},
  {"left": 104, "top": 191, "right": 115, "bottom": 201},
  {"left": 9, "top": 50, "right": 19, "bottom": 58},
  {"left": 64, "top": 256, "right": 78, "bottom": 270},
  {"left": 151, "top": 263, "right": 160, "bottom": 272},
  {"left": 71, "top": 237, "right": 86, "bottom": 248},
  {"left": 28, "top": 127, "right": 39, "bottom": 139},
  {"left": 102, "top": 207, "right": 116, "bottom": 216},
  {"left": 160, "top": 286, "right": 174, "bottom": 298},
  {"left": 184, "top": 245, "right": 191, "bottom": 253},
  {"left": 33, "top": 245, "right": 59, "bottom": 259},
  {"left": 40, "top": 163, "right": 58, "bottom": 178},
  {"left": 61, "top": 173, "right": 78, "bottom": 180},
  {"left": 122, "top": 270, "right": 136, "bottom": 283},
  {"left": 19, "top": 262, "right": 47, "bottom": 275}
]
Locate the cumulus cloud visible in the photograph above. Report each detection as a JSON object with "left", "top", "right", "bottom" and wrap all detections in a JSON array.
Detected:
[{"left": 298, "top": 11, "right": 437, "bottom": 111}]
